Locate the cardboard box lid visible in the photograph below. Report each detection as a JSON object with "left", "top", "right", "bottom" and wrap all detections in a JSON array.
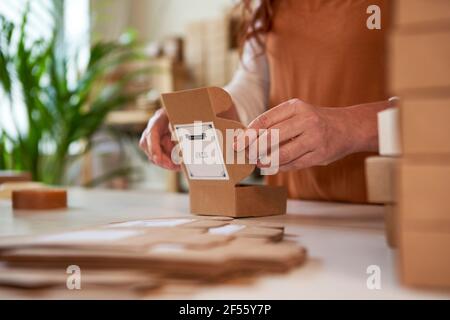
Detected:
[{"left": 162, "top": 87, "right": 255, "bottom": 187}]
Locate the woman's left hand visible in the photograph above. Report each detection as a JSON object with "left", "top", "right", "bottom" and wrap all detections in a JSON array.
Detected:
[{"left": 233, "top": 98, "right": 373, "bottom": 172}]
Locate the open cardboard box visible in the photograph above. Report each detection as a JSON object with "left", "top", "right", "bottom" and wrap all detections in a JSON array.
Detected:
[{"left": 162, "top": 87, "right": 286, "bottom": 217}]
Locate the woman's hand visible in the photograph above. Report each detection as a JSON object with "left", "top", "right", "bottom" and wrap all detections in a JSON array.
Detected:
[
  {"left": 234, "top": 98, "right": 386, "bottom": 172},
  {"left": 139, "top": 108, "right": 180, "bottom": 170}
]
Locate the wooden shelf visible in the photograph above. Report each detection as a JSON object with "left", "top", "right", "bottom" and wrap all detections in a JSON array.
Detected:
[{"left": 105, "top": 109, "right": 155, "bottom": 126}]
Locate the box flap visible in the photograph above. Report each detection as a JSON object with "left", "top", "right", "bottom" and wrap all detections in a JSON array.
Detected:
[{"left": 162, "top": 87, "right": 255, "bottom": 187}]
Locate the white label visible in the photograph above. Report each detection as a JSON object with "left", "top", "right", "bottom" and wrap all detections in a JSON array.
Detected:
[{"left": 175, "top": 122, "right": 229, "bottom": 180}]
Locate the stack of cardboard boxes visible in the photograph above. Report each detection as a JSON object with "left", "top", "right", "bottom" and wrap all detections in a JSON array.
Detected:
[
  {"left": 0, "top": 217, "right": 306, "bottom": 298},
  {"left": 390, "top": 0, "right": 450, "bottom": 288}
]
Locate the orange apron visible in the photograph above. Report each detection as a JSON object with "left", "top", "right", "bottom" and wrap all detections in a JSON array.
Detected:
[{"left": 266, "top": 0, "right": 391, "bottom": 203}]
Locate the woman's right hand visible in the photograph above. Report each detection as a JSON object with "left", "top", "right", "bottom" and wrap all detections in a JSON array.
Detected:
[{"left": 139, "top": 108, "right": 180, "bottom": 170}]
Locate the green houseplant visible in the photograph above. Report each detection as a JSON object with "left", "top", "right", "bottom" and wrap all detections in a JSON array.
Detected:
[{"left": 0, "top": 6, "right": 145, "bottom": 185}]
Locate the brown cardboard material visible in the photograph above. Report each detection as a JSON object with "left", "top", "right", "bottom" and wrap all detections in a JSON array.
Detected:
[
  {"left": 390, "top": 29, "right": 450, "bottom": 95},
  {"left": 231, "top": 220, "right": 285, "bottom": 230},
  {"left": 399, "top": 229, "right": 450, "bottom": 288},
  {"left": 0, "top": 171, "right": 31, "bottom": 184},
  {"left": 0, "top": 227, "right": 231, "bottom": 252},
  {"left": 0, "top": 182, "right": 46, "bottom": 199},
  {"left": 0, "top": 247, "right": 232, "bottom": 280},
  {"left": 0, "top": 218, "right": 306, "bottom": 283},
  {"left": 162, "top": 87, "right": 287, "bottom": 217},
  {"left": 390, "top": 2, "right": 450, "bottom": 289},
  {"left": 0, "top": 214, "right": 308, "bottom": 292},
  {"left": 12, "top": 189, "right": 67, "bottom": 210},
  {"left": 0, "top": 267, "right": 159, "bottom": 290},
  {"left": 189, "top": 184, "right": 287, "bottom": 217},
  {"left": 234, "top": 226, "right": 284, "bottom": 242},
  {"left": 0, "top": 285, "right": 147, "bottom": 300},
  {"left": 401, "top": 220, "right": 450, "bottom": 234},
  {"left": 181, "top": 219, "right": 230, "bottom": 229},
  {"left": 365, "top": 156, "right": 398, "bottom": 204},
  {"left": 105, "top": 218, "right": 284, "bottom": 241},
  {"left": 0, "top": 238, "right": 306, "bottom": 279},
  {"left": 395, "top": 0, "right": 450, "bottom": 29},
  {"left": 401, "top": 97, "right": 450, "bottom": 155},
  {"left": 398, "top": 160, "right": 450, "bottom": 224}
]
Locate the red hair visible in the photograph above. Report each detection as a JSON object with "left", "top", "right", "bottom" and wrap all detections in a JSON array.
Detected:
[{"left": 238, "top": 0, "right": 276, "bottom": 51}]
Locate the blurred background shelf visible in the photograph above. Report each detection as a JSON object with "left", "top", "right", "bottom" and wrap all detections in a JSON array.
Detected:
[
  {"left": 106, "top": 109, "right": 155, "bottom": 128},
  {"left": 0, "top": 0, "right": 240, "bottom": 195}
]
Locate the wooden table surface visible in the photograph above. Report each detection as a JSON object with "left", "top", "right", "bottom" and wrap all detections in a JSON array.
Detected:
[{"left": 0, "top": 188, "right": 449, "bottom": 299}]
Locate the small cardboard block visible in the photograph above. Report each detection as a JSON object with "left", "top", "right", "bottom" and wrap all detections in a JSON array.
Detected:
[
  {"left": 365, "top": 156, "right": 398, "bottom": 204},
  {"left": 190, "top": 184, "right": 287, "bottom": 217},
  {"left": 385, "top": 205, "right": 397, "bottom": 249},
  {"left": 12, "top": 188, "right": 67, "bottom": 210},
  {"left": 395, "top": 0, "right": 450, "bottom": 29},
  {"left": 390, "top": 29, "right": 450, "bottom": 95},
  {"left": 0, "top": 171, "right": 31, "bottom": 184},
  {"left": 0, "top": 182, "right": 46, "bottom": 199},
  {"left": 162, "top": 87, "right": 287, "bottom": 217},
  {"left": 399, "top": 159, "right": 450, "bottom": 224},
  {"left": 399, "top": 229, "right": 450, "bottom": 288},
  {"left": 401, "top": 97, "right": 450, "bottom": 155}
]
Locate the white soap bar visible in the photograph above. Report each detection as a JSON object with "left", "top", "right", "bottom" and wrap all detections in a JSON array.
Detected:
[{"left": 378, "top": 108, "right": 402, "bottom": 156}]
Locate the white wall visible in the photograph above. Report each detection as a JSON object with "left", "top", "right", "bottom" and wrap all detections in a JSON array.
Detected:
[
  {"left": 130, "top": 0, "right": 234, "bottom": 41},
  {"left": 90, "top": 0, "right": 132, "bottom": 41},
  {"left": 91, "top": 0, "right": 235, "bottom": 42}
]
